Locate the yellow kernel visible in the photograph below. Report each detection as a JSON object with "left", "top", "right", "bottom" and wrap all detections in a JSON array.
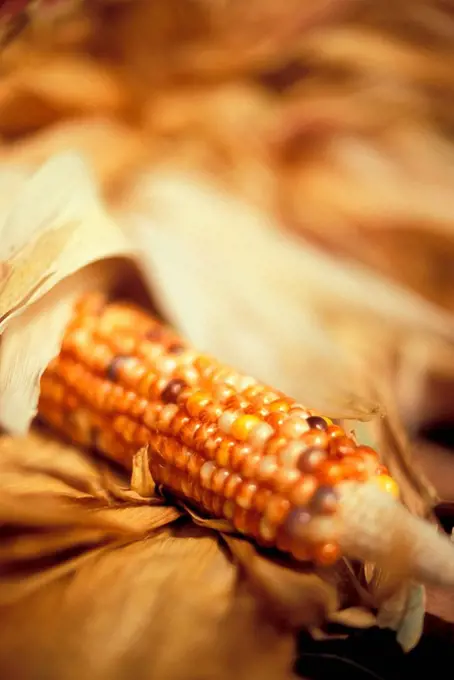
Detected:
[
  {"left": 231, "top": 414, "right": 262, "bottom": 441},
  {"left": 372, "top": 474, "right": 400, "bottom": 499}
]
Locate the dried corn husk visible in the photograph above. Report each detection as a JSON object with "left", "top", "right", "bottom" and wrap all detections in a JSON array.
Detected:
[{"left": 0, "top": 153, "right": 135, "bottom": 434}]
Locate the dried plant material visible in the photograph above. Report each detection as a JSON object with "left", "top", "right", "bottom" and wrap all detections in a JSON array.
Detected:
[
  {"left": 328, "top": 607, "right": 378, "bottom": 629},
  {"left": 0, "top": 153, "right": 135, "bottom": 434},
  {"left": 372, "top": 401, "right": 439, "bottom": 518},
  {"left": 412, "top": 440, "right": 454, "bottom": 503},
  {"left": 106, "top": 0, "right": 352, "bottom": 82},
  {"left": 0, "top": 118, "right": 146, "bottom": 197},
  {"left": 0, "top": 534, "right": 298, "bottom": 680},
  {"left": 223, "top": 535, "right": 341, "bottom": 630},
  {"left": 125, "top": 170, "right": 454, "bottom": 419},
  {"left": 0, "top": 430, "right": 299, "bottom": 680},
  {"left": 130, "top": 446, "right": 155, "bottom": 498},
  {"left": 376, "top": 582, "right": 425, "bottom": 652},
  {"left": 0, "top": 429, "right": 182, "bottom": 604},
  {"left": 426, "top": 585, "right": 454, "bottom": 624},
  {"left": 13, "top": 55, "right": 127, "bottom": 114}
]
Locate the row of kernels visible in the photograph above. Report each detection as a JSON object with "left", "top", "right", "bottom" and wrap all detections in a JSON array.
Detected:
[
  {"left": 43, "top": 363, "right": 146, "bottom": 418},
  {"left": 50, "top": 359, "right": 366, "bottom": 495},
  {"left": 39, "top": 385, "right": 343, "bottom": 566}
]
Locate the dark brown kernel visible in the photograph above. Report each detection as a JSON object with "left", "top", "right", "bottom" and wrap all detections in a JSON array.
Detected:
[
  {"left": 306, "top": 416, "right": 329, "bottom": 431},
  {"left": 161, "top": 378, "right": 187, "bottom": 404},
  {"left": 106, "top": 355, "right": 130, "bottom": 381},
  {"left": 310, "top": 486, "right": 339, "bottom": 514}
]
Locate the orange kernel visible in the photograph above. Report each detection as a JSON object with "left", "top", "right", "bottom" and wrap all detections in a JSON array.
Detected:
[
  {"left": 265, "top": 496, "right": 291, "bottom": 525},
  {"left": 312, "top": 542, "right": 341, "bottom": 566},
  {"left": 186, "top": 391, "right": 211, "bottom": 417}
]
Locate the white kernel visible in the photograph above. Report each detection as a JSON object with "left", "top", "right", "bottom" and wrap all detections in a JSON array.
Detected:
[
  {"left": 238, "top": 376, "right": 257, "bottom": 391},
  {"left": 218, "top": 410, "right": 239, "bottom": 434},
  {"left": 280, "top": 416, "right": 310, "bottom": 438},
  {"left": 200, "top": 461, "right": 215, "bottom": 488},
  {"left": 156, "top": 356, "right": 177, "bottom": 375},
  {"left": 178, "top": 366, "right": 199, "bottom": 385},
  {"left": 258, "top": 455, "right": 278, "bottom": 480},
  {"left": 280, "top": 441, "right": 305, "bottom": 467},
  {"left": 249, "top": 421, "right": 274, "bottom": 446},
  {"left": 215, "top": 384, "right": 234, "bottom": 401},
  {"left": 224, "top": 373, "right": 239, "bottom": 388},
  {"left": 159, "top": 404, "right": 178, "bottom": 428}
]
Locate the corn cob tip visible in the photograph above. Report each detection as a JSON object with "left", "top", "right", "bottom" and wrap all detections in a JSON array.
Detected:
[{"left": 334, "top": 482, "right": 454, "bottom": 588}]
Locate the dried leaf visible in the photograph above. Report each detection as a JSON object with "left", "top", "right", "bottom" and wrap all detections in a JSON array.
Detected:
[
  {"left": 376, "top": 582, "right": 425, "bottom": 652},
  {"left": 0, "top": 531, "right": 298, "bottom": 680},
  {"left": 0, "top": 153, "right": 134, "bottom": 319},
  {"left": 14, "top": 55, "right": 126, "bottom": 114},
  {"left": 126, "top": 170, "right": 454, "bottom": 418},
  {"left": 0, "top": 430, "right": 297, "bottom": 680},
  {"left": 130, "top": 446, "right": 156, "bottom": 498},
  {"left": 0, "top": 118, "right": 146, "bottom": 195},
  {"left": 0, "top": 153, "right": 136, "bottom": 434},
  {"left": 223, "top": 534, "right": 341, "bottom": 630},
  {"left": 328, "top": 607, "right": 377, "bottom": 629}
]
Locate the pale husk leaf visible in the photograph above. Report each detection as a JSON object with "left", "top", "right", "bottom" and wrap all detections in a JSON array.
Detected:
[
  {"left": 0, "top": 430, "right": 299, "bottom": 680},
  {"left": 124, "top": 169, "right": 454, "bottom": 419},
  {"left": 0, "top": 153, "right": 136, "bottom": 434}
]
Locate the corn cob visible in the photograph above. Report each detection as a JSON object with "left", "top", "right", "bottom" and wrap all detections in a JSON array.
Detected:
[{"left": 38, "top": 293, "right": 399, "bottom": 567}]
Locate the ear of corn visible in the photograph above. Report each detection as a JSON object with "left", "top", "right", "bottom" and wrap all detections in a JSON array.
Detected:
[{"left": 38, "top": 293, "right": 399, "bottom": 567}]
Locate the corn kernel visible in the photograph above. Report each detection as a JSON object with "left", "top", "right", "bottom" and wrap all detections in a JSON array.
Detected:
[
  {"left": 372, "top": 474, "right": 400, "bottom": 499},
  {"left": 186, "top": 391, "right": 211, "bottom": 417},
  {"left": 231, "top": 414, "right": 261, "bottom": 441}
]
